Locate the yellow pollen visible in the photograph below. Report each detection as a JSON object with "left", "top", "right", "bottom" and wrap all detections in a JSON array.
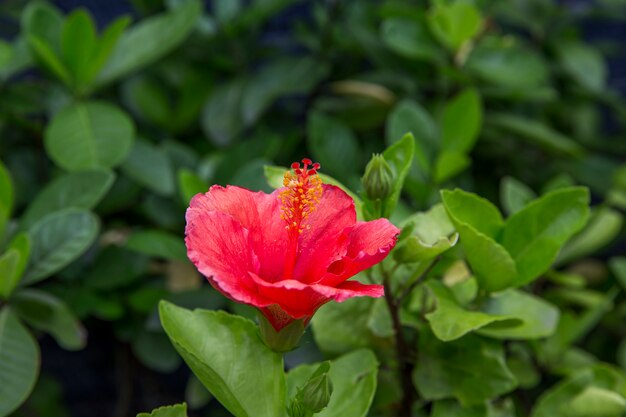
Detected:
[{"left": 278, "top": 160, "right": 323, "bottom": 233}]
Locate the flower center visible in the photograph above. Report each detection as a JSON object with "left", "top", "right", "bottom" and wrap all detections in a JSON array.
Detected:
[{"left": 279, "top": 158, "right": 322, "bottom": 279}]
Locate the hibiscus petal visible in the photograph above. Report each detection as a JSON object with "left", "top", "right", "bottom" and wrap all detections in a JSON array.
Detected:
[
  {"left": 320, "top": 218, "right": 400, "bottom": 287},
  {"left": 188, "top": 185, "right": 287, "bottom": 281},
  {"left": 185, "top": 209, "right": 271, "bottom": 306},
  {"left": 250, "top": 273, "right": 384, "bottom": 322},
  {"left": 292, "top": 184, "right": 356, "bottom": 282}
]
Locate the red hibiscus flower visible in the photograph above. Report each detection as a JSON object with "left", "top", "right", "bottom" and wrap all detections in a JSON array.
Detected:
[{"left": 185, "top": 159, "right": 399, "bottom": 335}]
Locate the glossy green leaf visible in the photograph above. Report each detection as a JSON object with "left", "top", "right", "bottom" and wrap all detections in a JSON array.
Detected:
[
  {"left": 558, "top": 42, "right": 606, "bottom": 92},
  {"left": 431, "top": 399, "right": 488, "bottom": 417},
  {"left": 121, "top": 139, "right": 175, "bottom": 196},
  {"left": 21, "top": 1, "right": 63, "bottom": 47},
  {"left": 137, "top": 403, "right": 188, "bottom": 417},
  {"left": 159, "top": 301, "right": 285, "bottom": 417},
  {"left": 478, "top": 289, "right": 559, "bottom": 339},
  {"left": 394, "top": 204, "right": 458, "bottom": 262},
  {"left": 466, "top": 36, "right": 549, "bottom": 89},
  {"left": 0, "top": 250, "right": 20, "bottom": 300},
  {"left": 44, "top": 101, "right": 135, "bottom": 171},
  {"left": 0, "top": 308, "right": 39, "bottom": 417},
  {"left": 500, "top": 176, "right": 536, "bottom": 216},
  {"left": 7, "top": 234, "right": 30, "bottom": 285},
  {"left": 12, "top": 289, "right": 86, "bottom": 350},
  {"left": 27, "top": 35, "right": 71, "bottom": 85},
  {"left": 178, "top": 169, "right": 209, "bottom": 204},
  {"left": 307, "top": 112, "right": 360, "bottom": 180},
  {"left": 413, "top": 330, "right": 517, "bottom": 406},
  {"left": 385, "top": 100, "right": 437, "bottom": 176},
  {"left": 441, "top": 189, "right": 517, "bottom": 292},
  {"left": 132, "top": 329, "right": 181, "bottom": 373},
  {"left": 531, "top": 366, "right": 626, "bottom": 417},
  {"left": 23, "top": 209, "right": 100, "bottom": 284},
  {"left": 312, "top": 296, "right": 375, "bottom": 356},
  {"left": 429, "top": 1, "right": 482, "bottom": 51},
  {"left": 0, "top": 159, "right": 14, "bottom": 237},
  {"left": 21, "top": 169, "right": 115, "bottom": 229},
  {"left": 425, "top": 281, "right": 520, "bottom": 341},
  {"left": 501, "top": 187, "right": 590, "bottom": 286},
  {"left": 201, "top": 79, "right": 246, "bottom": 146},
  {"left": 61, "top": 9, "right": 97, "bottom": 89},
  {"left": 557, "top": 207, "right": 622, "bottom": 264},
  {"left": 381, "top": 17, "right": 442, "bottom": 62},
  {"left": 286, "top": 350, "right": 378, "bottom": 417},
  {"left": 441, "top": 89, "right": 482, "bottom": 154},
  {"left": 88, "top": 16, "right": 131, "bottom": 85},
  {"left": 379, "top": 133, "right": 415, "bottom": 218},
  {"left": 609, "top": 257, "right": 626, "bottom": 291},
  {"left": 126, "top": 230, "right": 187, "bottom": 262},
  {"left": 434, "top": 151, "right": 471, "bottom": 183},
  {"left": 96, "top": 0, "right": 201, "bottom": 88},
  {"left": 487, "top": 113, "right": 584, "bottom": 157}
]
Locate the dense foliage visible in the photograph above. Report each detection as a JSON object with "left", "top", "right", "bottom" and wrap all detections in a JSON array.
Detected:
[{"left": 0, "top": 0, "right": 625, "bottom": 416}]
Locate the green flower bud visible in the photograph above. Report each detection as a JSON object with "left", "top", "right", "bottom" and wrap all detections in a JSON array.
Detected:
[
  {"left": 296, "top": 362, "right": 333, "bottom": 413},
  {"left": 362, "top": 154, "right": 394, "bottom": 201}
]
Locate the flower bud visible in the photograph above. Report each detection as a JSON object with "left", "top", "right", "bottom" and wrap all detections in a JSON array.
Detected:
[
  {"left": 362, "top": 154, "right": 394, "bottom": 201},
  {"left": 296, "top": 362, "right": 333, "bottom": 413}
]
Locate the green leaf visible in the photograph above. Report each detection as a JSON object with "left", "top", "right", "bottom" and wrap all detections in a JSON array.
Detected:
[
  {"left": 159, "top": 301, "right": 285, "bottom": 417},
  {"left": 501, "top": 187, "right": 590, "bottom": 286},
  {"left": 84, "top": 246, "right": 147, "bottom": 290},
  {"left": 487, "top": 113, "right": 584, "bottom": 157},
  {"left": 441, "top": 189, "right": 517, "bottom": 292},
  {"left": 558, "top": 42, "right": 606, "bottom": 92},
  {"left": 531, "top": 366, "right": 626, "bottom": 417},
  {"left": 0, "top": 250, "right": 20, "bottom": 300},
  {"left": 120, "top": 139, "right": 175, "bottom": 196},
  {"left": 500, "top": 176, "right": 536, "bottom": 216},
  {"left": 609, "top": 257, "right": 626, "bottom": 291},
  {"left": 385, "top": 99, "right": 438, "bottom": 176},
  {"left": 21, "top": 1, "right": 63, "bottom": 48},
  {"left": 21, "top": 169, "right": 115, "bottom": 229},
  {"left": 425, "top": 281, "right": 520, "bottom": 342},
  {"left": 61, "top": 9, "right": 97, "bottom": 90},
  {"left": 562, "top": 386, "right": 626, "bottom": 417},
  {"left": 307, "top": 112, "right": 360, "bottom": 180},
  {"left": 380, "top": 17, "right": 442, "bottom": 62},
  {"left": 379, "top": 132, "right": 415, "bottom": 218},
  {"left": 132, "top": 329, "right": 181, "bottom": 373},
  {"left": 434, "top": 151, "right": 471, "bottom": 183},
  {"left": 431, "top": 399, "right": 488, "bottom": 417},
  {"left": 0, "top": 308, "right": 40, "bottom": 417},
  {"left": 557, "top": 207, "right": 623, "bottom": 264},
  {"left": 137, "top": 403, "right": 188, "bottom": 417},
  {"left": 312, "top": 296, "right": 375, "bottom": 356},
  {"left": 264, "top": 165, "right": 363, "bottom": 220},
  {"left": 0, "top": 160, "right": 13, "bottom": 238},
  {"left": 394, "top": 204, "right": 458, "bottom": 262},
  {"left": 126, "top": 230, "right": 187, "bottom": 262},
  {"left": 178, "top": 169, "right": 209, "bottom": 204},
  {"left": 8, "top": 234, "right": 30, "bottom": 286},
  {"left": 88, "top": 16, "right": 131, "bottom": 86},
  {"left": 12, "top": 289, "right": 86, "bottom": 350},
  {"left": 478, "top": 289, "right": 559, "bottom": 339},
  {"left": 466, "top": 36, "right": 549, "bottom": 90},
  {"left": 96, "top": 0, "right": 201, "bottom": 88},
  {"left": 186, "top": 375, "right": 212, "bottom": 410},
  {"left": 23, "top": 209, "right": 100, "bottom": 284},
  {"left": 201, "top": 79, "right": 246, "bottom": 146},
  {"left": 413, "top": 330, "right": 517, "bottom": 406},
  {"left": 27, "top": 35, "right": 71, "bottom": 86},
  {"left": 441, "top": 89, "right": 482, "bottom": 154},
  {"left": 44, "top": 101, "right": 135, "bottom": 171},
  {"left": 286, "top": 350, "right": 378, "bottom": 417},
  {"left": 241, "top": 57, "right": 328, "bottom": 126},
  {"left": 429, "top": 2, "right": 483, "bottom": 51}
]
